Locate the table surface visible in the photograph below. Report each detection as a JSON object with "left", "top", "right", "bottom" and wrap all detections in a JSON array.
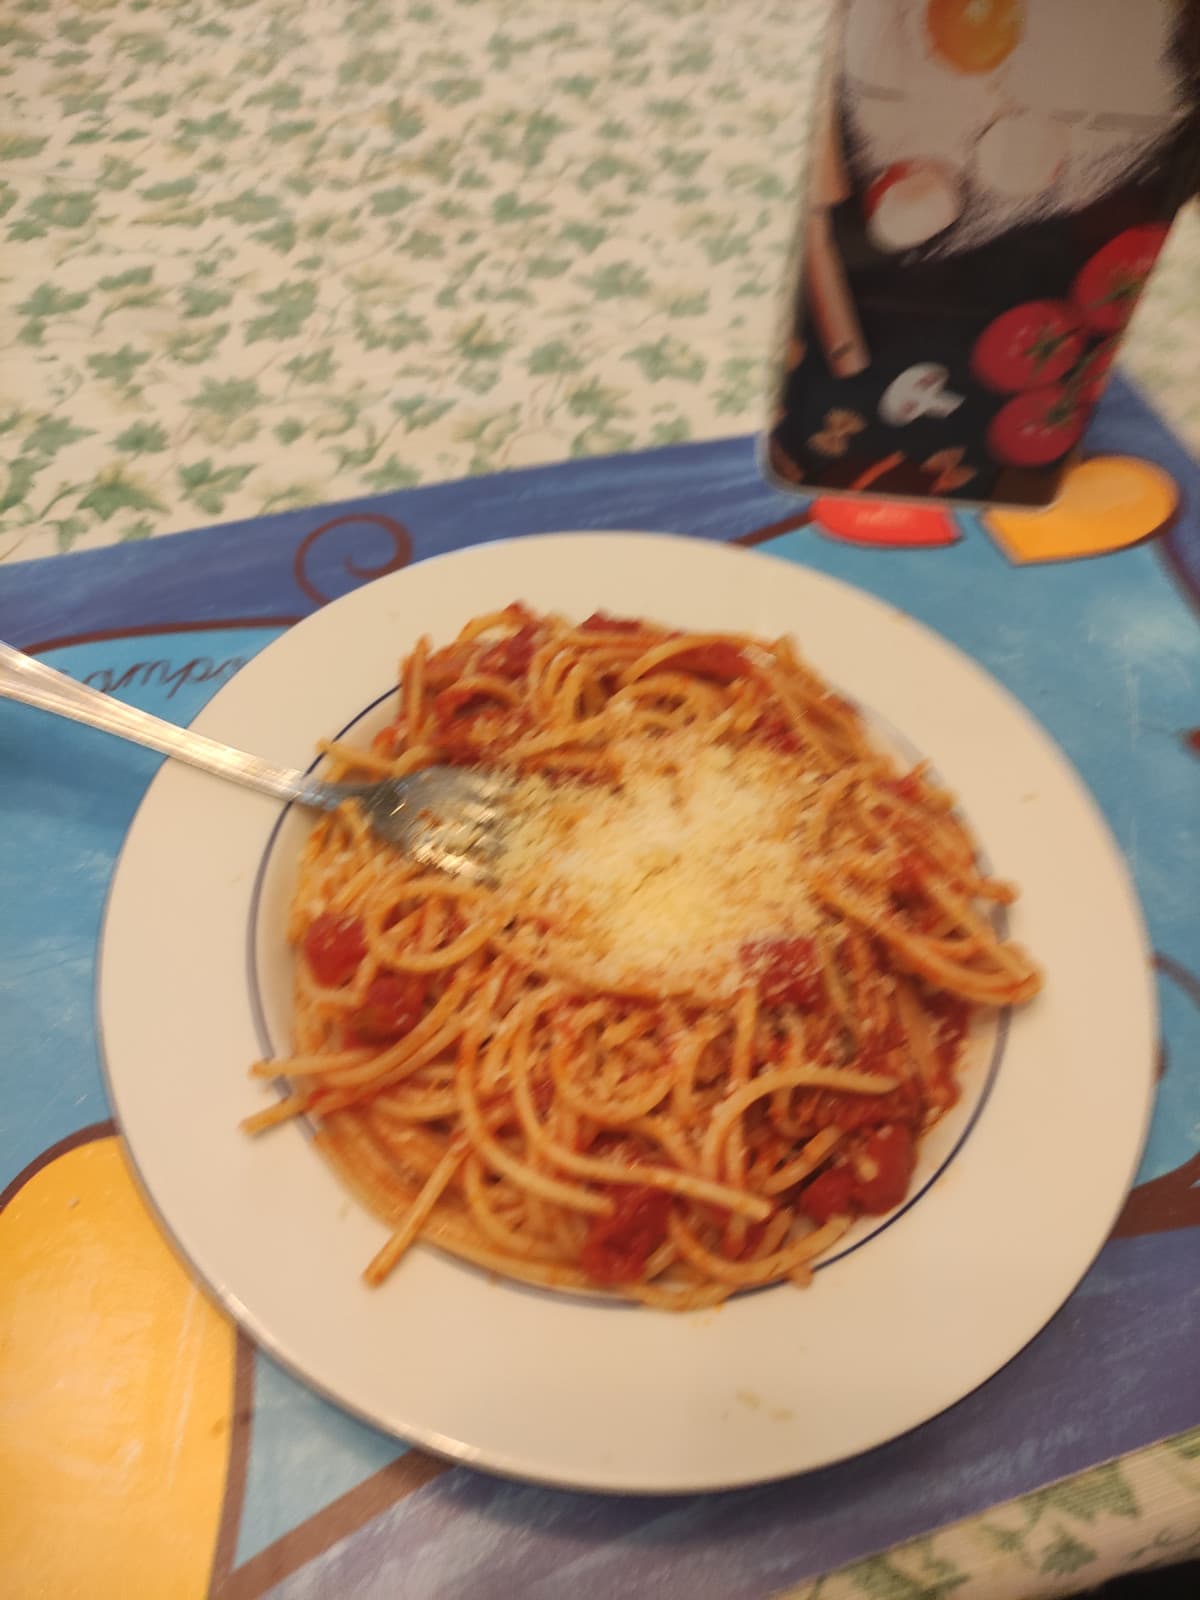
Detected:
[{"left": 2, "top": 3, "right": 1199, "bottom": 1598}]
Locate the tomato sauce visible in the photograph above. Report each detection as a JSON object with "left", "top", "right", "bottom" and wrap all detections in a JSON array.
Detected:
[
  {"left": 349, "top": 972, "right": 427, "bottom": 1045},
  {"left": 891, "top": 849, "right": 928, "bottom": 901},
  {"left": 581, "top": 613, "right": 646, "bottom": 634},
  {"left": 302, "top": 913, "right": 366, "bottom": 988},
  {"left": 792, "top": 1078, "right": 924, "bottom": 1136},
  {"left": 797, "top": 1163, "right": 857, "bottom": 1225},
  {"left": 757, "top": 713, "right": 804, "bottom": 756},
  {"left": 423, "top": 642, "right": 472, "bottom": 692},
  {"left": 580, "top": 1185, "right": 672, "bottom": 1285},
  {"left": 432, "top": 704, "right": 529, "bottom": 764},
  {"left": 852, "top": 1125, "right": 917, "bottom": 1213},
  {"left": 797, "top": 1124, "right": 916, "bottom": 1224},
  {"left": 477, "top": 622, "right": 539, "bottom": 679},
  {"left": 665, "top": 642, "right": 749, "bottom": 684},
  {"left": 432, "top": 684, "right": 496, "bottom": 721},
  {"left": 925, "top": 989, "right": 969, "bottom": 1071},
  {"left": 371, "top": 723, "right": 402, "bottom": 758},
  {"left": 720, "top": 1217, "right": 769, "bottom": 1262},
  {"left": 882, "top": 772, "right": 923, "bottom": 805},
  {"left": 741, "top": 936, "right": 824, "bottom": 1009}
]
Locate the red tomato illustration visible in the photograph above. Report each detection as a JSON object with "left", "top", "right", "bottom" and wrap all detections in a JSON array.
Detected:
[
  {"left": 971, "top": 300, "right": 1084, "bottom": 393},
  {"left": 1071, "top": 224, "right": 1170, "bottom": 334},
  {"left": 986, "top": 385, "right": 1086, "bottom": 467}
]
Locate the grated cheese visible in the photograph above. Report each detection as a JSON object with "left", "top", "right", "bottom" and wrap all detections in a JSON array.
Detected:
[{"left": 497, "top": 731, "right": 819, "bottom": 998}]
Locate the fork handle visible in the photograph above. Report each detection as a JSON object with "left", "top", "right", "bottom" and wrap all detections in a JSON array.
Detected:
[{"left": 0, "top": 638, "right": 313, "bottom": 806}]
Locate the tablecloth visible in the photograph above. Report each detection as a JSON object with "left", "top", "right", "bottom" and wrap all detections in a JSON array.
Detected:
[
  {"left": 3, "top": 0, "right": 1200, "bottom": 564},
  {"left": 2, "top": 3, "right": 1199, "bottom": 1596}
]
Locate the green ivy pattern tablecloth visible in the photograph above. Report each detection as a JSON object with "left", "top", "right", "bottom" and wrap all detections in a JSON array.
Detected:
[
  {"left": 3, "top": 0, "right": 1199, "bottom": 565},
  {"left": 793, "top": 1436, "right": 1200, "bottom": 1600},
  {"left": 2, "top": 2, "right": 1199, "bottom": 1595}
]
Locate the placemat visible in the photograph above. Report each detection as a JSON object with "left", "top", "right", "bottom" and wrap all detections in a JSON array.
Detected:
[{"left": 2, "top": 374, "right": 1198, "bottom": 1599}]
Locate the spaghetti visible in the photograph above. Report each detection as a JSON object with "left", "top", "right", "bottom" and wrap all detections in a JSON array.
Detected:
[{"left": 246, "top": 605, "right": 1041, "bottom": 1308}]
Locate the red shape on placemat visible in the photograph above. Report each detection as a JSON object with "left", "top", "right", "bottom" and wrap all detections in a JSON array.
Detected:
[{"left": 812, "top": 498, "right": 960, "bottom": 548}]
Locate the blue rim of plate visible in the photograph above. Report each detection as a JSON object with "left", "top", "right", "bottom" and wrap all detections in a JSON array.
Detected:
[{"left": 245, "top": 679, "right": 1011, "bottom": 1298}]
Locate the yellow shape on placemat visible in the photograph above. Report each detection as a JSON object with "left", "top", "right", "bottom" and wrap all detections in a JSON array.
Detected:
[
  {"left": 983, "top": 455, "right": 1179, "bottom": 565},
  {"left": 0, "top": 1135, "right": 234, "bottom": 1600}
]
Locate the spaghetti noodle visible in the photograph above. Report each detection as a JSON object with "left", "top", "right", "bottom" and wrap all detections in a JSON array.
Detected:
[{"left": 246, "top": 604, "right": 1041, "bottom": 1308}]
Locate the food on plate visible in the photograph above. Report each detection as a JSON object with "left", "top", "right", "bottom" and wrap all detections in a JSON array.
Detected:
[{"left": 245, "top": 607, "right": 1041, "bottom": 1308}]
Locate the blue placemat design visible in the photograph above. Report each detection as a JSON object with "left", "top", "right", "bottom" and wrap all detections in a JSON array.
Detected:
[{"left": 2, "top": 375, "right": 1198, "bottom": 1598}]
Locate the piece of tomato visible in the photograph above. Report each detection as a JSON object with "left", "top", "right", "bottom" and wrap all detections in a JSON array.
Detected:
[
  {"left": 986, "top": 384, "right": 1085, "bottom": 467},
  {"left": 422, "top": 642, "right": 472, "bottom": 693},
  {"left": 798, "top": 1125, "right": 917, "bottom": 1223},
  {"left": 891, "top": 849, "right": 928, "bottom": 901},
  {"left": 924, "top": 990, "right": 970, "bottom": 1071},
  {"left": 757, "top": 713, "right": 803, "bottom": 756},
  {"left": 371, "top": 723, "right": 402, "bottom": 758},
  {"left": 742, "top": 936, "right": 823, "bottom": 1009},
  {"left": 882, "top": 772, "right": 923, "bottom": 804},
  {"left": 580, "top": 1185, "right": 672, "bottom": 1285},
  {"left": 437, "top": 710, "right": 528, "bottom": 765},
  {"left": 668, "top": 642, "right": 749, "bottom": 683},
  {"left": 797, "top": 1163, "right": 856, "bottom": 1225},
  {"left": 852, "top": 1124, "right": 917, "bottom": 1214},
  {"left": 349, "top": 972, "right": 427, "bottom": 1044},
  {"left": 302, "top": 913, "right": 366, "bottom": 988},
  {"left": 433, "top": 685, "right": 495, "bottom": 721},
  {"left": 720, "top": 1217, "right": 769, "bottom": 1261},
  {"left": 476, "top": 623, "right": 539, "bottom": 679},
  {"left": 971, "top": 300, "right": 1083, "bottom": 393},
  {"left": 581, "top": 613, "right": 645, "bottom": 634},
  {"left": 791, "top": 1078, "right": 924, "bottom": 1137},
  {"left": 529, "top": 1074, "right": 555, "bottom": 1117},
  {"left": 1072, "top": 224, "right": 1169, "bottom": 334}
]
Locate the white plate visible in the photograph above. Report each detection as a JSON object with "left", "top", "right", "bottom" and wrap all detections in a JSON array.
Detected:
[{"left": 99, "top": 533, "right": 1156, "bottom": 1493}]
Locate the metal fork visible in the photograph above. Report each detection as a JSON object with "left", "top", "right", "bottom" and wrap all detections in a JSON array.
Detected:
[{"left": 0, "top": 640, "right": 512, "bottom": 881}]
